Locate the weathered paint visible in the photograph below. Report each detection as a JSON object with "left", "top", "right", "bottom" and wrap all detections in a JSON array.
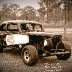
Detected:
[{"left": 6, "top": 34, "right": 29, "bottom": 45}]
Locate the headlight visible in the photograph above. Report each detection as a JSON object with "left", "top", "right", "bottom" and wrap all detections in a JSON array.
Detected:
[{"left": 44, "top": 39, "right": 48, "bottom": 46}]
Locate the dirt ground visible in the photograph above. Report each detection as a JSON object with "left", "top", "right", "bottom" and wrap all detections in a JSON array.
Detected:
[{"left": 0, "top": 41, "right": 72, "bottom": 72}]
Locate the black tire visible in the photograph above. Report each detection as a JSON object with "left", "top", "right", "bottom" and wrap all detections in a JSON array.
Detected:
[
  {"left": 57, "top": 53, "right": 71, "bottom": 60},
  {"left": 22, "top": 45, "right": 38, "bottom": 66},
  {"left": 0, "top": 38, "right": 3, "bottom": 52},
  {"left": 57, "top": 44, "right": 71, "bottom": 60},
  {"left": 0, "top": 45, "right": 3, "bottom": 52}
]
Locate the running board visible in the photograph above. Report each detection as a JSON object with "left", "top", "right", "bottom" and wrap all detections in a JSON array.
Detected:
[{"left": 51, "top": 51, "right": 70, "bottom": 55}]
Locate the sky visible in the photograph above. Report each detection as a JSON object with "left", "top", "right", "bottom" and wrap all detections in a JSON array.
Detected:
[{"left": 0, "top": 0, "right": 40, "bottom": 9}]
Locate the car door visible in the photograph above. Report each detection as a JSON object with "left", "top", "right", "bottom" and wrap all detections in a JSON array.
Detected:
[{"left": 6, "top": 23, "right": 19, "bottom": 45}]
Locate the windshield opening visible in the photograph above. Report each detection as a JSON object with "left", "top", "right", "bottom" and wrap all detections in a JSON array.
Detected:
[{"left": 20, "top": 23, "right": 43, "bottom": 32}]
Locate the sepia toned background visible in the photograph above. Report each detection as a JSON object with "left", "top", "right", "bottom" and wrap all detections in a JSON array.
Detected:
[{"left": 0, "top": 0, "right": 72, "bottom": 72}]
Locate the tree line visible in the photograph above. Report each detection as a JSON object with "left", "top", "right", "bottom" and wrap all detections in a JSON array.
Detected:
[
  {"left": 0, "top": 4, "right": 38, "bottom": 22},
  {"left": 0, "top": 0, "right": 72, "bottom": 27}
]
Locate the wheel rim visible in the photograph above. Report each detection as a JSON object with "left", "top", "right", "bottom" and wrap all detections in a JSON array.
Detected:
[{"left": 24, "top": 49, "right": 31, "bottom": 62}]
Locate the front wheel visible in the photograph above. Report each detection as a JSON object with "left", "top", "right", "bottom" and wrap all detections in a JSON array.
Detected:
[
  {"left": 56, "top": 53, "right": 71, "bottom": 60},
  {"left": 22, "top": 45, "right": 38, "bottom": 66},
  {"left": 56, "top": 44, "right": 71, "bottom": 60}
]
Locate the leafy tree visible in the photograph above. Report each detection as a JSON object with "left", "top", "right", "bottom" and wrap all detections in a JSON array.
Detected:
[
  {"left": 20, "top": 6, "right": 37, "bottom": 21},
  {"left": 0, "top": 10, "right": 1, "bottom": 21},
  {"left": 37, "top": 7, "right": 46, "bottom": 23},
  {"left": 9, "top": 4, "right": 20, "bottom": 20},
  {"left": 0, "top": 4, "right": 12, "bottom": 21},
  {"left": 61, "top": 0, "right": 72, "bottom": 39},
  {"left": 0, "top": 4, "right": 21, "bottom": 21},
  {"left": 38, "top": 0, "right": 72, "bottom": 39},
  {"left": 38, "top": 0, "right": 55, "bottom": 23}
]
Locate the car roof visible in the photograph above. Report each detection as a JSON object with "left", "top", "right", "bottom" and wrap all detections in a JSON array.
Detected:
[{"left": 2, "top": 20, "right": 41, "bottom": 25}]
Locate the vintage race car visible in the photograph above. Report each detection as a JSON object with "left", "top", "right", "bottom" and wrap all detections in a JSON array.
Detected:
[{"left": 0, "top": 20, "right": 71, "bottom": 66}]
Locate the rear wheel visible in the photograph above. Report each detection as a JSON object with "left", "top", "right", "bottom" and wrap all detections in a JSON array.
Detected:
[
  {"left": 0, "top": 38, "right": 4, "bottom": 52},
  {"left": 0, "top": 45, "right": 3, "bottom": 52},
  {"left": 22, "top": 45, "right": 38, "bottom": 66}
]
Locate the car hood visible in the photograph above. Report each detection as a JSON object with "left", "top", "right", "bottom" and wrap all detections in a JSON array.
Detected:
[{"left": 24, "top": 31, "right": 53, "bottom": 37}]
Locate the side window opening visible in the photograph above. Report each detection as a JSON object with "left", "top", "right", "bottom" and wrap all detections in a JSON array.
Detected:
[
  {"left": 26, "top": 23, "right": 33, "bottom": 31},
  {"left": 21, "top": 23, "right": 28, "bottom": 31},
  {"left": 7, "top": 23, "right": 18, "bottom": 31},
  {"left": 34, "top": 24, "right": 42, "bottom": 32},
  {"left": 0, "top": 24, "right": 6, "bottom": 31},
  {"left": 21, "top": 23, "right": 33, "bottom": 32}
]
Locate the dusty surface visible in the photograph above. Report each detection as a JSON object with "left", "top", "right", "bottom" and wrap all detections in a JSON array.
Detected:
[
  {"left": 0, "top": 48, "right": 72, "bottom": 72},
  {"left": 0, "top": 41, "right": 72, "bottom": 72}
]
